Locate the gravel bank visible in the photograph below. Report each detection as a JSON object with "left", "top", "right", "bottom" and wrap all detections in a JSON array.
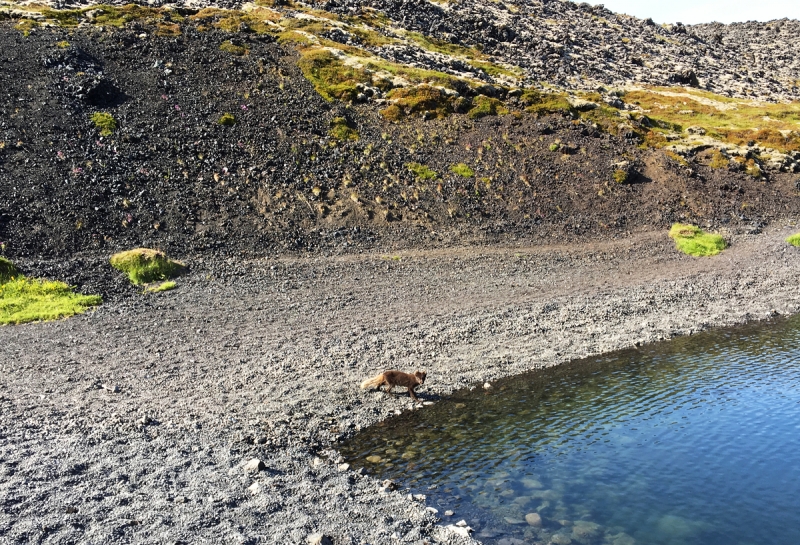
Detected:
[{"left": 2, "top": 225, "right": 800, "bottom": 544}]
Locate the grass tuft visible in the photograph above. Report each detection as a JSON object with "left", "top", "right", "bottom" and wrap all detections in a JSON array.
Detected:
[
  {"left": 406, "top": 162, "right": 437, "bottom": 180},
  {"left": 329, "top": 117, "right": 359, "bottom": 141},
  {"left": 91, "top": 112, "right": 117, "bottom": 136},
  {"left": 145, "top": 280, "right": 177, "bottom": 293},
  {"left": 218, "top": 112, "right": 237, "bottom": 126},
  {"left": 220, "top": 40, "right": 247, "bottom": 55},
  {"left": 668, "top": 223, "right": 727, "bottom": 257},
  {"left": 110, "top": 248, "right": 185, "bottom": 285},
  {"left": 0, "top": 259, "right": 101, "bottom": 325},
  {"left": 468, "top": 95, "right": 508, "bottom": 119},
  {"left": 786, "top": 233, "right": 800, "bottom": 247},
  {"left": 450, "top": 163, "right": 474, "bottom": 177},
  {"left": 0, "top": 257, "right": 21, "bottom": 284}
]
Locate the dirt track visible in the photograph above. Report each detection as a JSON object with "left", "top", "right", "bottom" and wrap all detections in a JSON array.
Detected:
[{"left": 3, "top": 226, "right": 800, "bottom": 544}]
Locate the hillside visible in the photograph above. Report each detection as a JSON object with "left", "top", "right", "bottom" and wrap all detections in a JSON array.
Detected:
[{"left": 0, "top": 0, "right": 798, "bottom": 271}]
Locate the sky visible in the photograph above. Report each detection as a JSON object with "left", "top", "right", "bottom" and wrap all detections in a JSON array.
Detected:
[{"left": 586, "top": 0, "right": 800, "bottom": 25}]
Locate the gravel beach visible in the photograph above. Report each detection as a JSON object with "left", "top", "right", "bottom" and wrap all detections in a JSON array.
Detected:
[{"left": 3, "top": 224, "right": 800, "bottom": 545}]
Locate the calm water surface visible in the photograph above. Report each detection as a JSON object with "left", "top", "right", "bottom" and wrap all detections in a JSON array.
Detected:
[{"left": 341, "top": 316, "right": 800, "bottom": 545}]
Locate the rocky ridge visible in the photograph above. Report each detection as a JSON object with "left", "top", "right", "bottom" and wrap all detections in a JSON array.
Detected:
[{"left": 10, "top": 0, "right": 800, "bottom": 102}]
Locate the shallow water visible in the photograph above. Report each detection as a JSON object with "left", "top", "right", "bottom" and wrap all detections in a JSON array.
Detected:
[{"left": 341, "top": 316, "right": 800, "bottom": 545}]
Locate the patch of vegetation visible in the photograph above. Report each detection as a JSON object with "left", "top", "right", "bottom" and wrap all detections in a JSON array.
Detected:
[
  {"left": 406, "top": 162, "right": 437, "bottom": 180},
  {"left": 405, "top": 31, "right": 483, "bottom": 60},
  {"left": 15, "top": 19, "right": 40, "bottom": 36},
  {"left": 450, "top": 163, "right": 474, "bottom": 177},
  {"left": 329, "top": 117, "right": 359, "bottom": 141},
  {"left": 708, "top": 149, "right": 729, "bottom": 169},
  {"left": 0, "top": 257, "right": 20, "bottom": 284},
  {"left": 91, "top": 112, "right": 117, "bottom": 136},
  {"left": 0, "top": 259, "right": 101, "bottom": 325},
  {"left": 56, "top": 40, "right": 71, "bottom": 49},
  {"left": 468, "top": 96, "right": 508, "bottom": 119},
  {"left": 297, "top": 49, "right": 372, "bottom": 102},
  {"left": 145, "top": 281, "right": 177, "bottom": 293},
  {"left": 109, "top": 248, "right": 185, "bottom": 285},
  {"left": 613, "top": 169, "right": 629, "bottom": 184},
  {"left": 218, "top": 112, "right": 237, "bottom": 126},
  {"left": 381, "top": 85, "right": 455, "bottom": 120},
  {"left": 622, "top": 87, "right": 800, "bottom": 153},
  {"left": 520, "top": 89, "right": 574, "bottom": 116},
  {"left": 786, "top": 233, "right": 800, "bottom": 247},
  {"left": 156, "top": 22, "right": 181, "bottom": 37},
  {"left": 467, "top": 60, "right": 522, "bottom": 79},
  {"left": 220, "top": 40, "right": 247, "bottom": 55},
  {"left": 549, "top": 143, "right": 560, "bottom": 152},
  {"left": 668, "top": 223, "right": 727, "bottom": 257}
]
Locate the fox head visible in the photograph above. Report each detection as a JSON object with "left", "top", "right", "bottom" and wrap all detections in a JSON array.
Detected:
[{"left": 414, "top": 371, "right": 427, "bottom": 384}]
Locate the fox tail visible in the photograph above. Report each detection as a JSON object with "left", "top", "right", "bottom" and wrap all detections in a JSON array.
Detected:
[{"left": 360, "top": 373, "right": 385, "bottom": 389}]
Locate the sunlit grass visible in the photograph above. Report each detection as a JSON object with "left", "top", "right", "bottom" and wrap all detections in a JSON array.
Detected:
[
  {"left": 110, "top": 248, "right": 184, "bottom": 285},
  {"left": 669, "top": 223, "right": 727, "bottom": 257},
  {"left": 0, "top": 263, "right": 101, "bottom": 325}
]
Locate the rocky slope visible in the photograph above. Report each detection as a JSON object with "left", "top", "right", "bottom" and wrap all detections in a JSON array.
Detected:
[{"left": 14, "top": 0, "right": 800, "bottom": 102}]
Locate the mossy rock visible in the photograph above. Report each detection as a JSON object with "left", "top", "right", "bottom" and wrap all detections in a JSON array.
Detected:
[
  {"left": 110, "top": 248, "right": 185, "bottom": 285},
  {"left": 0, "top": 257, "right": 20, "bottom": 284},
  {"left": 668, "top": 224, "right": 727, "bottom": 257}
]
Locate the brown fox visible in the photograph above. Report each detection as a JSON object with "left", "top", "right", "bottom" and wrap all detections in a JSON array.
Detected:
[{"left": 360, "top": 370, "right": 427, "bottom": 401}]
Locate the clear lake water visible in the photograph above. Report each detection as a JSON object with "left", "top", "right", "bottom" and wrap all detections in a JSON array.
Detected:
[{"left": 341, "top": 316, "right": 800, "bottom": 545}]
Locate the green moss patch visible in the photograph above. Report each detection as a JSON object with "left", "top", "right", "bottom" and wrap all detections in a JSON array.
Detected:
[
  {"left": 297, "top": 49, "right": 372, "bottom": 102},
  {"left": 91, "top": 112, "right": 117, "bottom": 136},
  {"left": 406, "top": 162, "right": 437, "bottom": 180},
  {"left": 110, "top": 248, "right": 185, "bottom": 285},
  {"left": 0, "top": 260, "right": 101, "bottom": 325},
  {"left": 450, "top": 163, "right": 474, "bottom": 177},
  {"left": 669, "top": 223, "right": 727, "bottom": 257},
  {"left": 786, "top": 233, "right": 800, "bottom": 247},
  {"left": 145, "top": 280, "right": 177, "bottom": 293},
  {"left": 218, "top": 112, "right": 237, "bottom": 126},
  {"left": 329, "top": 117, "right": 359, "bottom": 141},
  {"left": 220, "top": 40, "right": 247, "bottom": 55},
  {"left": 468, "top": 96, "right": 508, "bottom": 119},
  {"left": 381, "top": 85, "right": 455, "bottom": 120}
]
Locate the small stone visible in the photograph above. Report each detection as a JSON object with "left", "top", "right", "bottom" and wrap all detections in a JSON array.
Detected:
[
  {"left": 65, "top": 506, "right": 78, "bottom": 514},
  {"left": 446, "top": 524, "right": 472, "bottom": 537},
  {"left": 456, "top": 520, "right": 468, "bottom": 527},
  {"left": 174, "top": 495, "right": 187, "bottom": 504},
  {"left": 337, "top": 463, "right": 350, "bottom": 472},
  {"left": 444, "top": 510, "right": 454, "bottom": 516},
  {"left": 382, "top": 479, "right": 398, "bottom": 491},
  {"left": 365, "top": 455, "right": 382, "bottom": 463},
  {"left": 102, "top": 383, "right": 120, "bottom": 393},
  {"left": 311, "top": 457, "right": 324, "bottom": 467},
  {"left": 412, "top": 493, "right": 426, "bottom": 502},
  {"left": 306, "top": 534, "right": 333, "bottom": 545},
  {"left": 247, "top": 482, "right": 260, "bottom": 495},
  {"left": 483, "top": 382, "right": 492, "bottom": 389},
  {"left": 425, "top": 507, "right": 438, "bottom": 514},
  {"left": 244, "top": 458, "right": 265, "bottom": 473},
  {"left": 525, "top": 512, "right": 542, "bottom": 527}
]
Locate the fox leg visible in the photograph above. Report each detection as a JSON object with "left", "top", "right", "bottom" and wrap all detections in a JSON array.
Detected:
[
  {"left": 384, "top": 381, "right": 393, "bottom": 394},
  {"left": 408, "top": 387, "right": 419, "bottom": 401}
]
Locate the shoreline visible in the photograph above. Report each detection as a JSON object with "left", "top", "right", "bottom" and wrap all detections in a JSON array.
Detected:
[{"left": 3, "top": 225, "right": 800, "bottom": 544}]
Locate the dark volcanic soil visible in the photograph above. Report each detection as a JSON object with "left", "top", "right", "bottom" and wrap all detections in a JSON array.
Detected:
[{"left": 1, "top": 23, "right": 799, "bottom": 283}]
